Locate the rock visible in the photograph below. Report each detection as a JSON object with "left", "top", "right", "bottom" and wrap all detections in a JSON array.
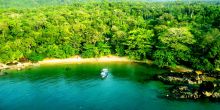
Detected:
[
  {"left": 193, "top": 91, "right": 199, "bottom": 99},
  {"left": 212, "top": 92, "right": 220, "bottom": 98},
  {"left": 178, "top": 86, "right": 188, "bottom": 91},
  {"left": 157, "top": 74, "right": 185, "bottom": 84},
  {"left": 167, "top": 76, "right": 184, "bottom": 82},
  {"left": 0, "top": 70, "right": 8, "bottom": 76},
  {"left": 158, "top": 71, "right": 220, "bottom": 101},
  {"left": 6, "top": 61, "right": 18, "bottom": 66},
  {"left": 156, "top": 71, "right": 208, "bottom": 85},
  {"left": 180, "top": 95, "right": 186, "bottom": 99},
  {"left": 0, "top": 63, "right": 7, "bottom": 70},
  {"left": 203, "top": 91, "right": 213, "bottom": 97},
  {"left": 168, "top": 85, "right": 200, "bottom": 99},
  {"left": 199, "top": 81, "right": 215, "bottom": 92},
  {"left": 195, "top": 70, "right": 203, "bottom": 75},
  {"left": 207, "top": 71, "right": 220, "bottom": 79},
  {"left": 17, "top": 62, "right": 23, "bottom": 67},
  {"left": 187, "top": 80, "right": 197, "bottom": 85},
  {"left": 198, "top": 81, "right": 215, "bottom": 97}
]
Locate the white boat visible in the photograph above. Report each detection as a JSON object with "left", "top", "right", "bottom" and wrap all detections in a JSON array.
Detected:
[{"left": 100, "top": 68, "right": 108, "bottom": 78}]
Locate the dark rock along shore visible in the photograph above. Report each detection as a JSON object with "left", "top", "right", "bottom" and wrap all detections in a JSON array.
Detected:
[{"left": 156, "top": 71, "right": 220, "bottom": 101}]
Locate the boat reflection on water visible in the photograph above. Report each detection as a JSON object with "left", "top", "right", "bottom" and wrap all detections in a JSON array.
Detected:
[{"left": 100, "top": 68, "right": 108, "bottom": 79}]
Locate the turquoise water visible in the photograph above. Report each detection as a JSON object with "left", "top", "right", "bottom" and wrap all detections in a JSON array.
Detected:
[{"left": 0, "top": 62, "right": 219, "bottom": 110}]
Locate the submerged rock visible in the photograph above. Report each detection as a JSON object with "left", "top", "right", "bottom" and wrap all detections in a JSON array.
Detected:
[
  {"left": 0, "top": 71, "right": 4, "bottom": 76},
  {"left": 168, "top": 85, "right": 200, "bottom": 99},
  {"left": 0, "top": 70, "right": 8, "bottom": 76}
]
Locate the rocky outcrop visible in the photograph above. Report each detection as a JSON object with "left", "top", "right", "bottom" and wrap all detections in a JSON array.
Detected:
[
  {"left": 157, "top": 72, "right": 204, "bottom": 85},
  {"left": 157, "top": 71, "right": 220, "bottom": 101},
  {"left": 166, "top": 82, "right": 220, "bottom": 101},
  {"left": 0, "top": 62, "right": 39, "bottom": 72}
]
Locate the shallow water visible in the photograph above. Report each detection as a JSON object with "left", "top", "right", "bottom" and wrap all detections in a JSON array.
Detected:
[{"left": 0, "top": 62, "right": 219, "bottom": 110}]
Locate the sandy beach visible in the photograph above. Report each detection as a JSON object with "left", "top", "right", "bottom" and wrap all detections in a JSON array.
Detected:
[
  {"left": 0, "top": 56, "right": 136, "bottom": 71},
  {"left": 0, "top": 55, "right": 192, "bottom": 73},
  {"left": 38, "top": 56, "right": 132, "bottom": 64}
]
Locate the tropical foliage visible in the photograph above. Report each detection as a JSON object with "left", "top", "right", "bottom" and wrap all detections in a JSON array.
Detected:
[{"left": 0, "top": 0, "right": 220, "bottom": 71}]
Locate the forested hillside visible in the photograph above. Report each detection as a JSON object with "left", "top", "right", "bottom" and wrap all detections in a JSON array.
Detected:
[
  {"left": 0, "top": 1, "right": 220, "bottom": 71},
  {"left": 0, "top": 0, "right": 72, "bottom": 8}
]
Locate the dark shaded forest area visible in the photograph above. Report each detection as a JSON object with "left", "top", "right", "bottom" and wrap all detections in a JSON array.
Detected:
[{"left": 0, "top": 0, "right": 220, "bottom": 71}]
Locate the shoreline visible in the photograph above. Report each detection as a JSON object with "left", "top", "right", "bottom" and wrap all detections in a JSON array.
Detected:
[
  {"left": 0, "top": 55, "right": 191, "bottom": 74},
  {"left": 38, "top": 56, "right": 132, "bottom": 64},
  {"left": 0, "top": 56, "right": 140, "bottom": 72}
]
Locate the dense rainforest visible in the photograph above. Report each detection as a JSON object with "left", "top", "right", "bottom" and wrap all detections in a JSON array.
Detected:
[{"left": 0, "top": 0, "right": 220, "bottom": 71}]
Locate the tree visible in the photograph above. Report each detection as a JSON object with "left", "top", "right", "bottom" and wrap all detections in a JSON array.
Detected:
[
  {"left": 154, "top": 27, "right": 195, "bottom": 67},
  {"left": 158, "top": 27, "right": 195, "bottom": 52},
  {"left": 125, "top": 28, "right": 154, "bottom": 60}
]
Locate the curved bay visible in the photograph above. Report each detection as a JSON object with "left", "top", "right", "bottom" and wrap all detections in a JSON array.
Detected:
[{"left": 0, "top": 63, "right": 219, "bottom": 110}]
